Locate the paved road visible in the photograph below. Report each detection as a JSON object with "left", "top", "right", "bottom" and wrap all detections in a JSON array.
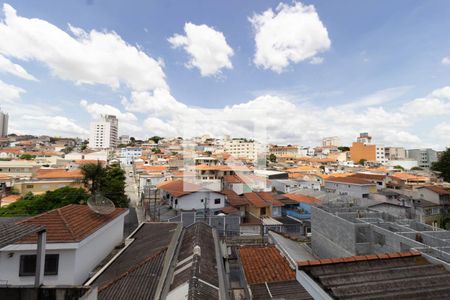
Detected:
[{"left": 123, "top": 165, "right": 144, "bottom": 223}]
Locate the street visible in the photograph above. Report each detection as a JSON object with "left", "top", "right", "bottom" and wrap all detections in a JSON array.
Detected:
[{"left": 123, "top": 164, "right": 145, "bottom": 223}]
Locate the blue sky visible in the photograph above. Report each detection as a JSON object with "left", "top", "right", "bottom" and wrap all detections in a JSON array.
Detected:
[{"left": 1, "top": 0, "right": 450, "bottom": 148}]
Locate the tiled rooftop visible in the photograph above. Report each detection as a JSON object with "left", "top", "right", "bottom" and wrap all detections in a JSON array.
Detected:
[
  {"left": 239, "top": 245, "right": 295, "bottom": 285},
  {"left": 17, "top": 204, "right": 127, "bottom": 243}
]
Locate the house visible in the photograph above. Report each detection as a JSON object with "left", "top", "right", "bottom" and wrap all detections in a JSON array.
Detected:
[
  {"left": 282, "top": 193, "right": 321, "bottom": 221},
  {"left": 223, "top": 188, "right": 248, "bottom": 219},
  {"left": 157, "top": 180, "right": 225, "bottom": 211},
  {"left": 13, "top": 169, "right": 84, "bottom": 195},
  {"left": 223, "top": 174, "right": 271, "bottom": 194},
  {"left": 325, "top": 176, "right": 377, "bottom": 198},
  {"left": 0, "top": 160, "right": 40, "bottom": 179},
  {"left": 243, "top": 192, "right": 283, "bottom": 218},
  {"left": 348, "top": 172, "right": 387, "bottom": 190},
  {"left": 0, "top": 204, "right": 128, "bottom": 286},
  {"left": 416, "top": 185, "right": 450, "bottom": 205},
  {"left": 387, "top": 172, "right": 430, "bottom": 189},
  {"left": 271, "top": 179, "right": 320, "bottom": 193},
  {"left": 119, "top": 147, "right": 142, "bottom": 166}
]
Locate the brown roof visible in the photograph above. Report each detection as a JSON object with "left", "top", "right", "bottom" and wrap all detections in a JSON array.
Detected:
[
  {"left": 35, "top": 169, "right": 83, "bottom": 179},
  {"left": 244, "top": 192, "right": 283, "bottom": 208},
  {"left": 157, "top": 179, "right": 220, "bottom": 198},
  {"left": 283, "top": 194, "right": 321, "bottom": 205},
  {"left": 240, "top": 245, "right": 295, "bottom": 285},
  {"left": 349, "top": 173, "right": 386, "bottom": 181},
  {"left": 17, "top": 204, "right": 127, "bottom": 243},
  {"left": 223, "top": 189, "right": 248, "bottom": 206},
  {"left": 326, "top": 176, "right": 374, "bottom": 185},
  {"left": 221, "top": 206, "right": 239, "bottom": 214},
  {"left": 420, "top": 185, "right": 450, "bottom": 196}
]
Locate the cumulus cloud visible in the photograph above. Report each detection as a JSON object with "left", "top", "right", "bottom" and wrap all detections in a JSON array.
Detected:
[
  {"left": 21, "top": 115, "right": 88, "bottom": 135},
  {"left": 249, "top": 1, "right": 331, "bottom": 73},
  {"left": 0, "top": 54, "right": 36, "bottom": 80},
  {"left": 0, "top": 4, "right": 167, "bottom": 91},
  {"left": 168, "top": 23, "right": 234, "bottom": 76},
  {"left": 0, "top": 79, "right": 25, "bottom": 102},
  {"left": 400, "top": 86, "right": 450, "bottom": 116},
  {"left": 80, "top": 99, "right": 142, "bottom": 135},
  {"left": 442, "top": 56, "right": 450, "bottom": 65}
]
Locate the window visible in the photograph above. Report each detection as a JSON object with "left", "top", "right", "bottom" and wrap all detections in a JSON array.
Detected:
[
  {"left": 26, "top": 185, "right": 34, "bottom": 189},
  {"left": 260, "top": 207, "right": 266, "bottom": 215},
  {"left": 19, "top": 254, "right": 59, "bottom": 276},
  {"left": 214, "top": 198, "right": 221, "bottom": 205}
]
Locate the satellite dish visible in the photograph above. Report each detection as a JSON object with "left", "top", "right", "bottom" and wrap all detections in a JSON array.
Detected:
[{"left": 87, "top": 193, "right": 116, "bottom": 215}]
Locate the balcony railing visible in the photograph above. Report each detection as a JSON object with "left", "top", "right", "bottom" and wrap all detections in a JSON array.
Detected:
[{"left": 286, "top": 210, "right": 311, "bottom": 220}]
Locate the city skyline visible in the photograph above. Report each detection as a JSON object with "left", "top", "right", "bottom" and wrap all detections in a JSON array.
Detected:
[{"left": 1, "top": 1, "right": 450, "bottom": 149}]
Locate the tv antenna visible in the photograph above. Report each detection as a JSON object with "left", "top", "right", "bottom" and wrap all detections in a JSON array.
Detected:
[{"left": 87, "top": 192, "right": 116, "bottom": 215}]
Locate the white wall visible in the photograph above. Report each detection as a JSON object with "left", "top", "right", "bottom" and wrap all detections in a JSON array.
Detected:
[
  {"left": 73, "top": 213, "right": 126, "bottom": 284},
  {"left": 325, "top": 182, "right": 373, "bottom": 198},
  {"left": 171, "top": 191, "right": 225, "bottom": 210},
  {"left": 0, "top": 247, "right": 77, "bottom": 285}
]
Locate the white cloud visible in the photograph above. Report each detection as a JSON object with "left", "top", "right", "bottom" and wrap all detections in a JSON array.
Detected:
[
  {"left": 21, "top": 115, "right": 88, "bottom": 136},
  {"left": 80, "top": 99, "right": 142, "bottom": 135},
  {"left": 168, "top": 23, "right": 234, "bottom": 76},
  {"left": 310, "top": 56, "right": 324, "bottom": 65},
  {"left": 0, "top": 79, "right": 25, "bottom": 102},
  {"left": 0, "top": 54, "right": 36, "bottom": 80},
  {"left": 400, "top": 86, "right": 450, "bottom": 116},
  {"left": 433, "top": 122, "right": 450, "bottom": 138},
  {"left": 249, "top": 1, "right": 331, "bottom": 73},
  {"left": 442, "top": 56, "right": 450, "bottom": 65},
  {"left": 0, "top": 4, "right": 167, "bottom": 91}
]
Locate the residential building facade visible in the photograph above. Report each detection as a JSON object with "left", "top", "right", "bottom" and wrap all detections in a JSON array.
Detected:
[{"left": 88, "top": 115, "right": 119, "bottom": 149}]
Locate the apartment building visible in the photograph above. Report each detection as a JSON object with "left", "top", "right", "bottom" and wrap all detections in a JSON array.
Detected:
[
  {"left": 224, "top": 139, "right": 258, "bottom": 161},
  {"left": 88, "top": 115, "right": 119, "bottom": 149},
  {"left": 0, "top": 109, "right": 8, "bottom": 137},
  {"left": 407, "top": 148, "right": 438, "bottom": 168},
  {"left": 322, "top": 136, "right": 340, "bottom": 147},
  {"left": 385, "top": 147, "right": 406, "bottom": 160},
  {"left": 350, "top": 133, "right": 386, "bottom": 164},
  {"left": 269, "top": 145, "right": 298, "bottom": 157}
]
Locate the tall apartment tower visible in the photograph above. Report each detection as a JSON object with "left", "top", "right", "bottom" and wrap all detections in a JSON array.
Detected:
[
  {"left": 0, "top": 110, "right": 9, "bottom": 137},
  {"left": 88, "top": 115, "right": 119, "bottom": 149}
]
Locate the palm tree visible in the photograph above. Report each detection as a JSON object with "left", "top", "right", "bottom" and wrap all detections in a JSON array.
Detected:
[{"left": 80, "top": 161, "right": 106, "bottom": 194}]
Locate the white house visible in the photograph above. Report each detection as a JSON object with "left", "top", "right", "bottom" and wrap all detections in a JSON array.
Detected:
[
  {"left": 0, "top": 204, "right": 128, "bottom": 286},
  {"left": 119, "top": 147, "right": 142, "bottom": 166},
  {"left": 158, "top": 180, "right": 225, "bottom": 211},
  {"left": 324, "top": 177, "right": 377, "bottom": 199}
]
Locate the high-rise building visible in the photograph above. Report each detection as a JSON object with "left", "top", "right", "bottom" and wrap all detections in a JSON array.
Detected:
[
  {"left": 0, "top": 109, "right": 8, "bottom": 137},
  {"left": 88, "top": 115, "right": 119, "bottom": 149},
  {"left": 350, "top": 132, "right": 386, "bottom": 163},
  {"left": 356, "top": 132, "right": 372, "bottom": 144}
]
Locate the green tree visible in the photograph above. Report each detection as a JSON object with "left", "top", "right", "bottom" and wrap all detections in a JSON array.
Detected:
[
  {"left": 393, "top": 165, "right": 405, "bottom": 171},
  {"left": 20, "top": 154, "right": 35, "bottom": 160},
  {"left": 0, "top": 187, "right": 89, "bottom": 217},
  {"left": 101, "top": 164, "right": 129, "bottom": 208},
  {"left": 268, "top": 154, "right": 277, "bottom": 163},
  {"left": 338, "top": 146, "right": 350, "bottom": 152},
  {"left": 358, "top": 159, "right": 367, "bottom": 165},
  {"left": 80, "top": 162, "right": 106, "bottom": 194},
  {"left": 61, "top": 146, "right": 74, "bottom": 154},
  {"left": 432, "top": 148, "right": 450, "bottom": 182},
  {"left": 152, "top": 148, "right": 162, "bottom": 154},
  {"left": 149, "top": 136, "right": 163, "bottom": 144},
  {"left": 80, "top": 162, "right": 129, "bottom": 208}
]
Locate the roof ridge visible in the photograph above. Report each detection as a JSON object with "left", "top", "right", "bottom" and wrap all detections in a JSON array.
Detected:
[
  {"left": 56, "top": 206, "right": 78, "bottom": 241},
  {"left": 99, "top": 247, "right": 168, "bottom": 292},
  {"left": 16, "top": 205, "right": 62, "bottom": 224}
]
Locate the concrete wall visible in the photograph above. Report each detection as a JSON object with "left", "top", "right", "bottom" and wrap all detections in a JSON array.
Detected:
[{"left": 311, "top": 207, "right": 363, "bottom": 258}]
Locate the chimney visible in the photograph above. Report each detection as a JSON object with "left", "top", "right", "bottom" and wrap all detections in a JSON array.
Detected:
[{"left": 35, "top": 229, "right": 47, "bottom": 287}]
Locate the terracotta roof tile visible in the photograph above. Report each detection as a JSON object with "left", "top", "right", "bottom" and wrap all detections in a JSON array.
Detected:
[
  {"left": 326, "top": 176, "right": 375, "bottom": 185},
  {"left": 240, "top": 245, "right": 295, "bottom": 285},
  {"left": 223, "top": 189, "right": 248, "bottom": 206},
  {"left": 17, "top": 204, "right": 127, "bottom": 243},
  {"left": 283, "top": 194, "right": 321, "bottom": 205},
  {"left": 35, "top": 169, "right": 83, "bottom": 179}
]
